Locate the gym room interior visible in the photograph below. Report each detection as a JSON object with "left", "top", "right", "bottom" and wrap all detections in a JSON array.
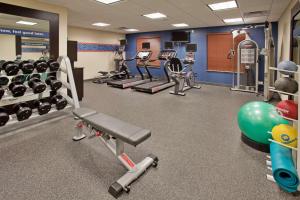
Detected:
[{"left": 1, "top": 0, "right": 300, "bottom": 199}]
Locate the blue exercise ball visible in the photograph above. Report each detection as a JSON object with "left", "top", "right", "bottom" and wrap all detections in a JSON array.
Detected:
[{"left": 278, "top": 61, "right": 298, "bottom": 75}]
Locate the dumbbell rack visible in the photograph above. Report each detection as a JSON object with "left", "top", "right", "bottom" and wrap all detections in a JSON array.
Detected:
[
  {"left": 264, "top": 62, "right": 300, "bottom": 191},
  {"left": 0, "top": 56, "right": 79, "bottom": 133}
]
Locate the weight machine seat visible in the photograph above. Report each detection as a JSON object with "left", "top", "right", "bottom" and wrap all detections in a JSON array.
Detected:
[{"left": 73, "top": 108, "right": 151, "bottom": 146}]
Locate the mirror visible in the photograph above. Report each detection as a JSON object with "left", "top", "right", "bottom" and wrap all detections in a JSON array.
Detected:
[
  {"left": 291, "top": 1, "right": 300, "bottom": 63},
  {"left": 0, "top": 13, "right": 49, "bottom": 62},
  {"left": 292, "top": 12, "right": 300, "bottom": 64}
]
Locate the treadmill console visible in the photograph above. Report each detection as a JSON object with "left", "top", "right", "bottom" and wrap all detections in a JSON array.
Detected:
[
  {"left": 136, "top": 51, "right": 152, "bottom": 61},
  {"left": 158, "top": 50, "right": 177, "bottom": 60},
  {"left": 183, "top": 52, "right": 195, "bottom": 65},
  {"left": 183, "top": 43, "right": 196, "bottom": 64}
]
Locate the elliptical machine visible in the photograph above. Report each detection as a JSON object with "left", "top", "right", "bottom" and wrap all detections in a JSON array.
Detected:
[
  {"left": 169, "top": 43, "right": 201, "bottom": 96},
  {"left": 93, "top": 39, "right": 130, "bottom": 84}
]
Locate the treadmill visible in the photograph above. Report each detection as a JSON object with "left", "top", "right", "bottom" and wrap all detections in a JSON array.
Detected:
[
  {"left": 107, "top": 50, "right": 152, "bottom": 89},
  {"left": 132, "top": 49, "right": 177, "bottom": 94}
]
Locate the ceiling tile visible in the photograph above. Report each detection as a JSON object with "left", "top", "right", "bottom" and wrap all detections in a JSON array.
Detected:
[{"left": 34, "top": 0, "right": 291, "bottom": 33}]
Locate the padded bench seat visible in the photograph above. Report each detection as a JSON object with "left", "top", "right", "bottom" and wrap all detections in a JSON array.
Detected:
[{"left": 73, "top": 108, "right": 151, "bottom": 146}]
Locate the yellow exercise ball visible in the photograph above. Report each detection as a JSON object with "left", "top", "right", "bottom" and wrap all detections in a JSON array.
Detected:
[{"left": 272, "top": 124, "right": 298, "bottom": 148}]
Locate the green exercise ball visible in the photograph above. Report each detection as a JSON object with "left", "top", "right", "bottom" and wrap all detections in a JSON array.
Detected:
[{"left": 237, "top": 101, "right": 289, "bottom": 144}]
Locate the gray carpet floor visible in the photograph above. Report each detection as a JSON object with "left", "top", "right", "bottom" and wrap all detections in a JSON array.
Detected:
[{"left": 0, "top": 82, "right": 297, "bottom": 200}]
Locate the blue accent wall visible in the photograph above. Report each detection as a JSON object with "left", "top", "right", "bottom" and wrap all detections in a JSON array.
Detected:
[{"left": 126, "top": 22, "right": 278, "bottom": 86}]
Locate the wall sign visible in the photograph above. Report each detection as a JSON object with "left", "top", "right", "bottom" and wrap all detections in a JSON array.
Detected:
[
  {"left": 78, "top": 42, "right": 119, "bottom": 52},
  {"left": 0, "top": 27, "right": 49, "bottom": 38}
]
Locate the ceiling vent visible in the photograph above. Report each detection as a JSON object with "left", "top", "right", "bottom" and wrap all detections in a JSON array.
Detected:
[{"left": 243, "top": 10, "right": 269, "bottom": 18}]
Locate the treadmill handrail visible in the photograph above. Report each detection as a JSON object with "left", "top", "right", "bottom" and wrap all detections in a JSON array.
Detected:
[
  {"left": 124, "top": 58, "right": 135, "bottom": 62},
  {"left": 135, "top": 51, "right": 153, "bottom": 80}
]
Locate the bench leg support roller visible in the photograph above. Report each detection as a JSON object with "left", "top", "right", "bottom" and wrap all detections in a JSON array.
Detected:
[
  {"left": 109, "top": 152, "right": 158, "bottom": 198},
  {"left": 72, "top": 107, "right": 158, "bottom": 198}
]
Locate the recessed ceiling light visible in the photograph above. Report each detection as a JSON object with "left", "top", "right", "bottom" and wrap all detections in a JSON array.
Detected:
[
  {"left": 125, "top": 28, "right": 139, "bottom": 32},
  {"left": 172, "top": 23, "right": 189, "bottom": 27},
  {"left": 92, "top": 22, "right": 110, "bottom": 27},
  {"left": 208, "top": 1, "right": 237, "bottom": 11},
  {"left": 16, "top": 20, "right": 37, "bottom": 25},
  {"left": 143, "top": 12, "right": 167, "bottom": 19},
  {"left": 95, "top": 0, "right": 122, "bottom": 5},
  {"left": 223, "top": 18, "right": 243, "bottom": 23}
]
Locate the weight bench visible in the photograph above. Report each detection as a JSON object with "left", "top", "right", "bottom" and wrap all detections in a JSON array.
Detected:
[{"left": 72, "top": 107, "right": 158, "bottom": 198}]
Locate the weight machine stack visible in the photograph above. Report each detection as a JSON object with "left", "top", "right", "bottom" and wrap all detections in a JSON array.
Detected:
[{"left": 0, "top": 56, "right": 79, "bottom": 133}]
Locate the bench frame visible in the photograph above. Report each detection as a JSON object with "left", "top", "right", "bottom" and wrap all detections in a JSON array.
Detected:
[{"left": 73, "top": 118, "right": 158, "bottom": 198}]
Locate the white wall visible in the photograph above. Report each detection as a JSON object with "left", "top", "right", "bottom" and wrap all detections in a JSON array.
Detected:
[
  {"left": 68, "top": 26, "right": 125, "bottom": 80},
  {"left": 0, "top": 34, "right": 16, "bottom": 61},
  {"left": 278, "top": 0, "right": 298, "bottom": 61},
  {"left": 0, "top": 0, "right": 68, "bottom": 56},
  {"left": 22, "top": 52, "right": 42, "bottom": 60}
]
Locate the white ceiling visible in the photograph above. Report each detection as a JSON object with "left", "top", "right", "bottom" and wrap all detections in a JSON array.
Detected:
[
  {"left": 0, "top": 13, "right": 49, "bottom": 32},
  {"left": 37, "top": 0, "right": 291, "bottom": 33}
]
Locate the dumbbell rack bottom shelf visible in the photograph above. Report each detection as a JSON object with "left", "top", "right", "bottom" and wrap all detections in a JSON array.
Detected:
[
  {"left": 4, "top": 105, "right": 72, "bottom": 127},
  {"left": 0, "top": 86, "right": 68, "bottom": 107}
]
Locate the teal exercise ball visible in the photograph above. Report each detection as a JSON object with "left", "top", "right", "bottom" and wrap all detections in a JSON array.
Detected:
[{"left": 237, "top": 101, "right": 289, "bottom": 144}]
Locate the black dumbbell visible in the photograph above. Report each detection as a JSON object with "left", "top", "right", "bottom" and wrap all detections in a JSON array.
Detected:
[
  {"left": 9, "top": 77, "right": 27, "bottom": 97},
  {"left": 0, "top": 60, "right": 5, "bottom": 69},
  {"left": 45, "top": 76, "right": 62, "bottom": 91},
  {"left": 0, "top": 108, "right": 9, "bottom": 126},
  {"left": 0, "top": 76, "right": 9, "bottom": 86},
  {"left": 0, "top": 77, "right": 9, "bottom": 100},
  {"left": 28, "top": 76, "right": 46, "bottom": 94},
  {"left": 13, "top": 103, "right": 32, "bottom": 121},
  {"left": 0, "top": 88, "right": 4, "bottom": 100},
  {"left": 2, "top": 61, "right": 19, "bottom": 76},
  {"left": 51, "top": 94, "right": 68, "bottom": 110},
  {"left": 19, "top": 61, "right": 34, "bottom": 74},
  {"left": 34, "top": 60, "right": 48, "bottom": 73},
  {"left": 47, "top": 60, "right": 60, "bottom": 71},
  {"left": 33, "top": 99, "right": 52, "bottom": 115},
  {"left": 0, "top": 76, "right": 9, "bottom": 100},
  {"left": 11, "top": 75, "right": 26, "bottom": 83}
]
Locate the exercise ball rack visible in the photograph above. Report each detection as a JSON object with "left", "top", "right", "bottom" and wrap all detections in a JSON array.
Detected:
[{"left": 264, "top": 23, "right": 300, "bottom": 192}]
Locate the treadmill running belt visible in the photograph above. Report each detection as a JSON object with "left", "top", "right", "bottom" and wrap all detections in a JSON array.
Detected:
[
  {"left": 109, "top": 78, "right": 141, "bottom": 85},
  {"left": 134, "top": 81, "right": 167, "bottom": 89}
]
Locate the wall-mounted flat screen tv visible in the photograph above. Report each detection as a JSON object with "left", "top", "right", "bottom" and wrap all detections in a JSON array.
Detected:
[{"left": 172, "top": 31, "right": 190, "bottom": 42}]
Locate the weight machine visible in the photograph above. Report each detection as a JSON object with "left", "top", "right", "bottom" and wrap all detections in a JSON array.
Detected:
[
  {"left": 263, "top": 22, "right": 276, "bottom": 101},
  {"left": 230, "top": 22, "right": 275, "bottom": 96},
  {"left": 230, "top": 27, "right": 259, "bottom": 93}
]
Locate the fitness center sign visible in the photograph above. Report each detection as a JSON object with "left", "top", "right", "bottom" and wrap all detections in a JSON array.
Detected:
[{"left": 0, "top": 27, "right": 49, "bottom": 38}]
